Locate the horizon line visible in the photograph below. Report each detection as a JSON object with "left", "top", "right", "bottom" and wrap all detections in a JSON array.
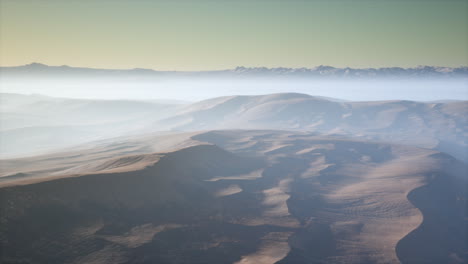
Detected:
[{"left": 1, "top": 62, "right": 467, "bottom": 72}]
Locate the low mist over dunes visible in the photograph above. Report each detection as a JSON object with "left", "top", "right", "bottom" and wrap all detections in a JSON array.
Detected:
[
  {"left": 1, "top": 63, "right": 468, "bottom": 79},
  {"left": 0, "top": 93, "right": 183, "bottom": 157},
  {"left": 0, "top": 130, "right": 466, "bottom": 263},
  {"left": 2, "top": 65, "right": 467, "bottom": 102},
  {"left": 0, "top": 93, "right": 180, "bottom": 131},
  {"left": 1, "top": 93, "right": 466, "bottom": 162}
]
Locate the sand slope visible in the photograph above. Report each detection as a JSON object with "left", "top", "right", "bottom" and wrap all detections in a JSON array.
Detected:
[
  {"left": 153, "top": 93, "right": 468, "bottom": 162},
  {"left": 0, "top": 130, "right": 466, "bottom": 263}
]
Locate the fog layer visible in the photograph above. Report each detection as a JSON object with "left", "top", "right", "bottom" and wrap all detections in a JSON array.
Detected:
[{"left": 1, "top": 78, "right": 467, "bottom": 101}]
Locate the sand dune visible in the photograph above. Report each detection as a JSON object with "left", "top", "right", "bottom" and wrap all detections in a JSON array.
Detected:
[
  {"left": 234, "top": 232, "right": 293, "bottom": 264},
  {"left": 153, "top": 93, "right": 467, "bottom": 162},
  {"left": 0, "top": 131, "right": 202, "bottom": 186},
  {"left": 2, "top": 93, "right": 466, "bottom": 163},
  {"left": 0, "top": 130, "right": 466, "bottom": 263},
  {"left": 215, "top": 184, "right": 243, "bottom": 197},
  {"left": 194, "top": 130, "right": 467, "bottom": 263},
  {"left": 206, "top": 169, "right": 264, "bottom": 182}
]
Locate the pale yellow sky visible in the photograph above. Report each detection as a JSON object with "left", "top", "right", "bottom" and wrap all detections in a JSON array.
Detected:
[{"left": 1, "top": 0, "right": 467, "bottom": 70}]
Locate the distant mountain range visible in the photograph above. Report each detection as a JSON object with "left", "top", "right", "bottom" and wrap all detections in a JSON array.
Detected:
[{"left": 1, "top": 63, "right": 467, "bottom": 78}]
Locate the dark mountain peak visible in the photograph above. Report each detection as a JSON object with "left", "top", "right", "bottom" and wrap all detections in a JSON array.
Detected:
[
  {"left": 315, "top": 65, "right": 336, "bottom": 71},
  {"left": 2, "top": 63, "right": 467, "bottom": 78},
  {"left": 26, "top": 62, "right": 48, "bottom": 68}
]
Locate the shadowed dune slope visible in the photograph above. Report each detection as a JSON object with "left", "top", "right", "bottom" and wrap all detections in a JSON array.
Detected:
[
  {"left": 0, "top": 130, "right": 466, "bottom": 264},
  {"left": 194, "top": 130, "right": 468, "bottom": 264},
  {"left": 0, "top": 144, "right": 269, "bottom": 264}
]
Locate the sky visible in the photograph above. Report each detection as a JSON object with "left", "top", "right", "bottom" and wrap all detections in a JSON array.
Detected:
[{"left": 1, "top": 0, "right": 467, "bottom": 70}]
